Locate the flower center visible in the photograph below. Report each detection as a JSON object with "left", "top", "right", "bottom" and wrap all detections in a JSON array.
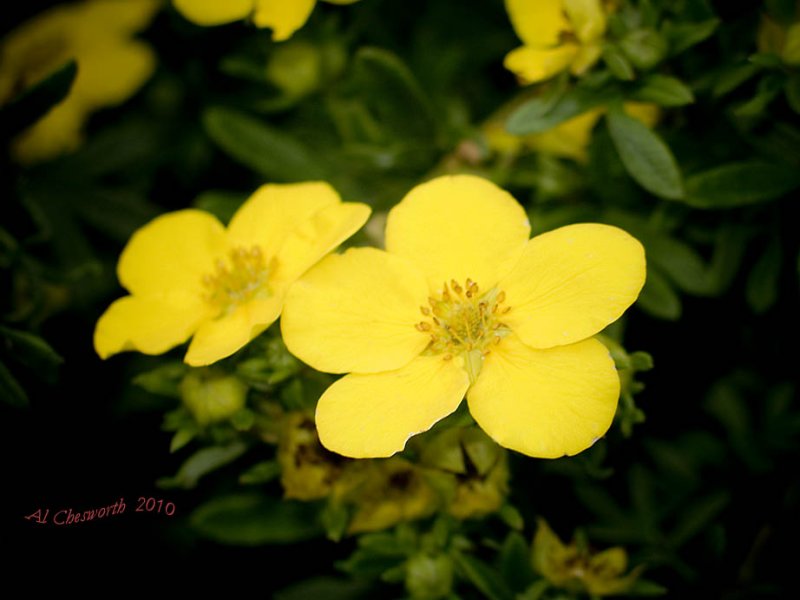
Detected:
[
  {"left": 416, "top": 278, "right": 511, "bottom": 382},
  {"left": 202, "top": 246, "right": 273, "bottom": 314}
]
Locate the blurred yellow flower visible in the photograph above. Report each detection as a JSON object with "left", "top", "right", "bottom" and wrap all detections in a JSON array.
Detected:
[
  {"left": 172, "top": 0, "right": 362, "bottom": 41},
  {"left": 95, "top": 182, "right": 370, "bottom": 366},
  {"left": 0, "top": 0, "right": 160, "bottom": 164},
  {"left": 484, "top": 101, "right": 660, "bottom": 163},
  {"left": 282, "top": 175, "right": 645, "bottom": 459},
  {"left": 532, "top": 519, "right": 643, "bottom": 596},
  {"left": 504, "top": 0, "right": 610, "bottom": 84},
  {"left": 758, "top": 6, "right": 800, "bottom": 66}
]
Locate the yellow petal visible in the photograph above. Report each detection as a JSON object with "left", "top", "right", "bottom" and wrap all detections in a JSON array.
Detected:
[
  {"left": 274, "top": 201, "right": 371, "bottom": 284},
  {"left": 172, "top": 0, "right": 254, "bottom": 26},
  {"left": 72, "top": 39, "right": 155, "bottom": 108},
  {"left": 94, "top": 293, "right": 211, "bottom": 358},
  {"left": 118, "top": 209, "right": 228, "bottom": 297},
  {"left": 385, "top": 175, "right": 530, "bottom": 291},
  {"left": 227, "top": 182, "right": 340, "bottom": 261},
  {"left": 185, "top": 296, "right": 283, "bottom": 366},
  {"left": 315, "top": 355, "right": 470, "bottom": 458},
  {"left": 500, "top": 223, "right": 645, "bottom": 349},
  {"left": 467, "top": 335, "right": 620, "bottom": 458},
  {"left": 11, "top": 100, "right": 85, "bottom": 164},
  {"left": 504, "top": 43, "right": 580, "bottom": 84},
  {"left": 252, "top": 0, "right": 316, "bottom": 41},
  {"left": 282, "top": 247, "right": 429, "bottom": 374},
  {"left": 563, "top": 0, "right": 606, "bottom": 43},
  {"left": 77, "top": 0, "right": 160, "bottom": 36},
  {"left": 569, "top": 42, "right": 603, "bottom": 75},
  {"left": 505, "top": 0, "right": 571, "bottom": 47}
]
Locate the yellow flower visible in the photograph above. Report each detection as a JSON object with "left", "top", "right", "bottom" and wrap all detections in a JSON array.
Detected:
[
  {"left": 504, "top": 0, "right": 610, "bottom": 84},
  {"left": 334, "top": 457, "right": 439, "bottom": 534},
  {"left": 757, "top": 4, "right": 800, "bottom": 66},
  {"left": 95, "top": 182, "right": 370, "bottom": 366},
  {"left": 532, "top": 518, "right": 643, "bottom": 596},
  {"left": 0, "top": 0, "right": 160, "bottom": 164},
  {"left": 282, "top": 175, "right": 645, "bottom": 459},
  {"left": 172, "top": 0, "right": 362, "bottom": 42}
]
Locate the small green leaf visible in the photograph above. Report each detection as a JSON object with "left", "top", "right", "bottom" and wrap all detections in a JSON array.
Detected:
[
  {"left": 663, "top": 18, "right": 720, "bottom": 56},
  {"left": 203, "top": 106, "right": 327, "bottom": 181},
  {"left": 452, "top": 553, "right": 515, "bottom": 600},
  {"left": 239, "top": 460, "right": 281, "bottom": 485},
  {"left": 191, "top": 492, "right": 323, "bottom": 545},
  {"left": 158, "top": 442, "right": 247, "bottom": 489},
  {"left": 169, "top": 427, "right": 197, "bottom": 453},
  {"left": 606, "top": 105, "right": 684, "bottom": 199},
  {"left": 133, "top": 362, "right": 187, "bottom": 398},
  {"left": 636, "top": 268, "right": 682, "bottom": 320},
  {"left": 498, "top": 504, "right": 525, "bottom": 531},
  {"left": 712, "top": 63, "right": 761, "bottom": 98},
  {"left": 627, "top": 579, "right": 669, "bottom": 596},
  {"left": 632, "top": 75, "right": 695, "bottom": 106},
  {"left": 507, "top": 85, "right": 619, "bottom": 135},
  {"left": 620, "top": 29, "right": 668, "bottom": 70},
  {"left": 498, "top": 532, "right": 536, "bottom": 592},
  {"left": 0, "top": 360, "right": 28, "bottom": 407},
  {"left": 684, "top": 161, "right": 800, "bottom": 208},
  {"left": 668, "top": 491, "right": 730, "bottom": 548},
  {"left": 746, "top": 239, "right": 782, "bottom": 314},
  {"left": 603, "top": 44, "right": 636, "bottom": 80},
  {"left": 0, "top": 326, "right": 63, "bottom": 380},
  {"left": 734, "top": 73, "right": 785, "bottom": 117}
]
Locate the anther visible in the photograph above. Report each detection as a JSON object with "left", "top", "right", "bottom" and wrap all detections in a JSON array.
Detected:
[
  {"left": 415, "top": 322, "right": 432, "bottom": 332},
  {"left": 496, "top": 291, "right": 506, "bottom": 303},
  {"left": 420, "top": 306, "right": 431, "bottom": 316}
]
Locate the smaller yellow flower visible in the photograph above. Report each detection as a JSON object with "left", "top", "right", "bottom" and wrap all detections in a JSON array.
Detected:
[
  {"left": 532, "top": 519, "right": 643, "bottom": 596},
  {"left": 172, "top": 0, "right": 362, "bottom": 41},
  {"left": 0, "top": 0, "right": 160, "bottom": 164},
  {"left": 181, "top": 369, "right": 248, "bottom": 425},
  {"left": 504, "top": 0, "right": 610, "bottom": 84},
  {"left": 334, "top": 458, "right": 439, "bottom": 534},
  {"left": 95, "top": 182, "right": 370, "bottom": 366},
  {"left": 282, "top": 175, "right": 645, "bottom": 459},
  {"left": 278, "top": 411, "right": 346, "bottom": 500}
]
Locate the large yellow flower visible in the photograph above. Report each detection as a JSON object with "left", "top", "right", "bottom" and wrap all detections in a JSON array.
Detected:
[
  {"left": 504, "top": 0, "right": 609, "bottom": 84},
  {"left": 282, "top": 175, "right": 645, "bottom": 459},
  {"left": 95, "top": 182, "right": 370, "bottom": 366},
  {"left": 172, "top": 0, "right": 361, "bottom": 41},
  {"left": 0, "top": 0, "right": 160, "bottom": 164}
]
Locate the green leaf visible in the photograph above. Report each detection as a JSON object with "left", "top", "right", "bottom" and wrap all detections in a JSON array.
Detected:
[
  {"left": 190, "top": 492, "right": 323, "bottom": 545},
  {"left": 0, "top": 360, "right": 28, "bottom": 408},
  {"left": 498, "top": 532, "right": 536, "bottom": 592},
  {"left": 668, "top": 491, "right": 730, "bottom": 548},
  {"left": 239, "top": 460, "right": 281, "bottom": 485},
  {"left": 506, "top": 85, "right": 619, "bottom": 135},
  {"left": 620, "top": 29, "right": 668, "bottom": 70},
  {"left": 746, "top": 239, "right": 782, "bottom": 314},
  {"left": 627, "top": 579, "right": 669, "bottom": 596},
  {"left": 734, "top": 73, "right": 785, "bottom": 117},
  {"left": 786, "top": 75, "right": 800, "bottom": 114},
  {"left": 203, "top": 106, "right": 327, "bottom": 181},
  {"left": 0, "top": 60, "right": 77, "bottom": 139},
  {"left": 169, "top": 427, "right": 197, "bottom": 453},
  {"left": 603, "top": 44, "right": 636, "bottom": 81},
  {"left": 712, "top": 63, "right": 761, "bottom": 98},
  {"left": 663, "top": 18, "right": 720, "bottom": 55},
  {"left": 0, "top": 326, "right": 63, "bottom": 381},
  {"left": 158, "top": 442, "right": 247, "bottom": 489},
  {"left": 684, "top": 161, "right": 800, "bottom": 208},
  {"left": 636, "top": 268, "right": 682, "bottom": 320},
  {"left": 632, "top": 75, "right": 695, "bottom": 107},
  {"left": 606, "top": 106, "right": 684, "bottom": 199},
  {"left": 452, "top": 553, "right": 515, "bottom": 600},
  {"left": 133, "top": 362, "right": 187, "bottom": 398}
]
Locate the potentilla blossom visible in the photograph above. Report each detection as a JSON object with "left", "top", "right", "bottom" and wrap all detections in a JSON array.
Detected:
[
  {"left": 282, "top": 175, "right": 645, "bottom": 459},
  {"left": 173, "top": 0, "right": 362, "bottom": 41},
  {"left": 504, "top": 0, "right": 610, "bottom": 84},
  {"left": 95, "top": 182, "right": 370, "bottom": 366}
]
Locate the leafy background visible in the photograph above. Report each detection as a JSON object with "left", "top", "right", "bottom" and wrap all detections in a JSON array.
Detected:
[{"left": 2, "top": 0, "right": 800, "bottom": 595}]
